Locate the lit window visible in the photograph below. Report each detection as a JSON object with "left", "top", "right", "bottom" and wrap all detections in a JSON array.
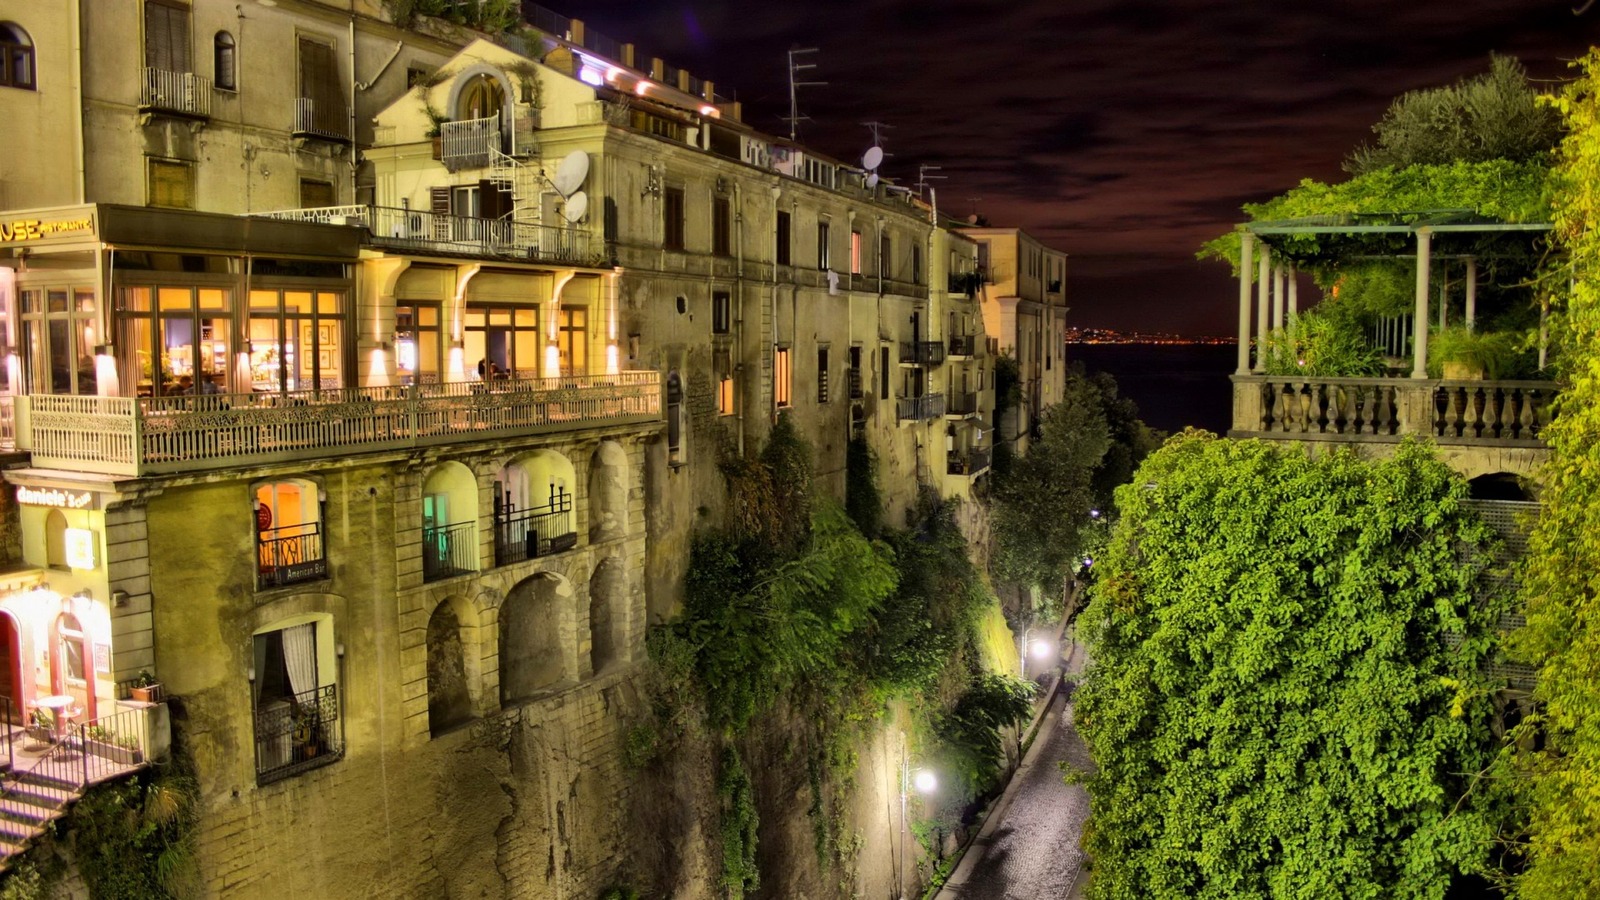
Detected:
[
  {"left": 775, "top": 347, "right": 791, "bottom": 408},
  {"left": 850, "top": 230, "right": 862, "bottom": 275},
  {"left": 256, "top": 479, "right": 327, "bottom": 590},
  {"left": 718, "top": 376, "right": 735, "bottom": 416}
]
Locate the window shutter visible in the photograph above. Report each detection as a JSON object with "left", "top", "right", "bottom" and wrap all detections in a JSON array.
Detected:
[
  {"left": 430, "top": 187, "right": 452, "bottom": 215},
  {"left": 298, "top": 38, "right": 346, "bottom": 135},
  {"left": 145, "top": 2, "right": 191, "bottom": 72}
]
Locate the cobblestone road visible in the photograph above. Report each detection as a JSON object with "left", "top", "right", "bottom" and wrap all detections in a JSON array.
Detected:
[{"left": 937, "top": 657, "right": 1094, "bottom": 900}]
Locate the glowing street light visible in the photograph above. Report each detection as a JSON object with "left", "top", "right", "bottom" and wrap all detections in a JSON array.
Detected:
[{"left": 912, "top": 769, "right": 937, "bottom": 794}]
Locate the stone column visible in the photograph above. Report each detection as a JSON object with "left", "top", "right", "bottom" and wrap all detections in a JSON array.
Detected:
[
  {"left": 1255, "top": 242, "right": 1271, "bottom": 373},
  {"left": 1237, "top": 233, "right": 1254, "bottom": 374},
  {"left": 1287, "top": 268, "right": 1298, "bottom": 320},
  {"left": 1465, "top": 258, "right": 1477, "bottom": 331},
  {"left": 1412, "top": 229, "right": 1431, "bottom": 379},
  {"left": 1274, "top": 265, "right": 1288, "bottom": 329}
]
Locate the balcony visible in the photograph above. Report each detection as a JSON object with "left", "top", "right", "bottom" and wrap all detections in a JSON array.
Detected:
[
  {"left": 257, "top": 522, "right": 329, "bottom": 591},
  {"left": 897, "top": 393, "right": 945, "bottom": 422},
  {"left": 439, "top": 114, "right": 502, "bottom": 170},
  {"left": 253, "top": 684, "right": 343, "bottom": 786},
  {"left": 422, "top": 521, "right": 478, "bottom": 582},
  {"left": 19, "top": 372, "right": 661, "bottom": 477},
  {"left": 293, "top": 97, "right": 350, "bottom": 143},
  {"left": 899, "top": 341, "right": 946, "bottom": 367},
  {"left": 946, "top": 391, "right": 979, "bottom": 417},
  {"left": 948, "top": 271, "right": 983, "bottom": 297},
  {"left": 847, "top": 368, "right": 864, "bottom": 400},
  {"left": 1231, "top": 376, "right": 1557, "bottom": 448},
  {"left": 140, "top": 68, "right": 211, "bottom": 119},
  {"left": 494, "top": 488, "right": 578, "bottom": 567},
  {"left": 947, "top": 447, "right": 991, "bottom": 477},
  {"left": 258, "top": 205, "right": 605, "bottom": 267},
  {"left": 948, "top": 335, "right": 976, "bottom": 359}
]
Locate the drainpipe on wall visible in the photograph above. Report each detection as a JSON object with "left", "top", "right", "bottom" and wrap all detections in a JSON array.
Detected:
[
  {"left": 71, "top": 0, "right": 86, "bottom": 203},
  {"left": 348, "top": 13, "right": 359, "bottom": 203}
]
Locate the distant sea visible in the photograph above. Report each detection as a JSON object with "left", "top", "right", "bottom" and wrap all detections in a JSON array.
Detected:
[{"left": 1068, "top": 343, "right": 1236, "bottom": 436}]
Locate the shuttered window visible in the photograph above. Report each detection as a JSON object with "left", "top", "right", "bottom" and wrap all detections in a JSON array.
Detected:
[
  {"left": 149, "top": 159, "right": 194, "bottom": 209},
  {"left": 145, "top": 1, "right": 192, "bottom": 73},
  {"left": 663, "top": 187, "right": 685, "bottom": 251},
  {"left": 297, "top": 37, "right": 346, "bottom": 137},
  {"left": 299, "top": 179, "right": 335, "bottom": 208}
]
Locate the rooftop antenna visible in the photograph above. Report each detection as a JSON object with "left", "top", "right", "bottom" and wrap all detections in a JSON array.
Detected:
[
  {"left": 915, "top": 164, "right": 946, "bottom": 196},
  {"left": 783, "top": 47, "right": 826, "bottom": 141}
]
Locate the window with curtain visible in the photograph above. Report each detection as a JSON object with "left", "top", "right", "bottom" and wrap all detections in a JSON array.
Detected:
[
  {"left": 394, "top": 302, "right": 442, "bottom": 385},
  {"left": 20, "top": 287, "right": 98, "bottom": 395},
  {"left": 118, "top": 285, "right": 232, "bottom": 396},
  {"left": 248, "top": 288, "right": 345, "bottom": 392}
]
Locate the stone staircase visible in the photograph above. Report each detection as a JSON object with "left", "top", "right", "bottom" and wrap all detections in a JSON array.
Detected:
[{"left": 0, "top": 764, "right": 76, "bottom": 865}]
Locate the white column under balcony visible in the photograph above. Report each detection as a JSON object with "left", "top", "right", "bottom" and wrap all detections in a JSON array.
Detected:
[
  {"left": 1465, "top": 258, "right": 1477, "bottom": 330},
  {"left": 1255, "top": 242, "right": 1271, "bottom": 372},
  {"left": 1274, "top": 265, "right": 1287, "bottom": 329},
  {"left": 1287, "top": 269, "right": 1298, "bottom": 320},
  {"left": 1237, "top": 232, "right": 1255, "bottom": 375},
  {"left": 1412, "top": 229, "right": 1432, "bottom": 379}
]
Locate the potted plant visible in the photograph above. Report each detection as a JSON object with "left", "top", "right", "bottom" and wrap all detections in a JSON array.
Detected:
[
  {"left": 24, "top": 708, "right": 54, "bottom": 749},
  {"left": 83, "top": 724, "right": 144, "bottom": 765},
  {"left": 130, "top": 670, "right": 162, "bottom": 703},
  {"left": 1430, "top": 326, "right": 1529, "bottom": 381},
  {"left": 292, "top": 705, "right": 322, "bottom": 759}
]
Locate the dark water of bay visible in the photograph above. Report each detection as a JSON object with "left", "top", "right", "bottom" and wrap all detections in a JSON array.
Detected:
[{"left": 1068, "top": 343, "right": 1236, "bottom": 437}]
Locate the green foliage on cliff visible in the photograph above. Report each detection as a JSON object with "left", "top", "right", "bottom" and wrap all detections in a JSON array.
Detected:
[
  {"left": 384, "top": 0, "right": 522, "bottom": 33},
  {"left": 992, "top": 369, "right": 1159, "bottom": 594},
  {"left": 1077, "top": 435, "right": 1507, "bottom": 900},
  {"left": 1507, "top": 48, "right": 1600, "bottom": 900},
  {"left": 844, "top": 433, "right": 883, "bottom": 539},
  {"left": 717, "top": 747, "right": 761, "bottom": 899}
]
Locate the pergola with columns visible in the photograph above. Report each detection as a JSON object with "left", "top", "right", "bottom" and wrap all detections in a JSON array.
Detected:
[{"left": 1232, "top": 215, "right": 1553, "bottom": 377}]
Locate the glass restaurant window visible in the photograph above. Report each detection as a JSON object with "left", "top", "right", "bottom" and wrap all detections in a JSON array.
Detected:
[
  {"left": 20, "top": 287, "right": 98, "bottom": 394},
  {"left": 394, "top": 302, "right": 443, "bottom": 385},
  {"left": 118, "top": 286, "right": 232, "bottom": 396},
  {"left": 464, "top": 304, "right": 539, "bottom": 380},
  {"left": 249, "top": 289, "right": 345, "bottom": 392}
]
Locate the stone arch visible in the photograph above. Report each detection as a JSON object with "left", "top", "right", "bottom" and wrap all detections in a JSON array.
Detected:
[
  {"left": 499, "top": 571, "right": 574, "bottom": 704},
  {"left": 1468, "top": 472, "right": 1536, "bottom": 502},
  {"left": 588, "top": 440, "right": 629, "bottom": 543},
  {"left": 588, "top": 556, "right": 628, "bottom": 674},
  {"left": 427, "top": 595, "right": 480, "bottom": 736},
  {"left": 421, "top": 461, "right": 480, "bottom": 578}
]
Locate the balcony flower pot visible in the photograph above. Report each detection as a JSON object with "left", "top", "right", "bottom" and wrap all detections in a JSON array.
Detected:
[
  {"left": 431, "top": 137, "right": 443, "bottom": 160},
  {"left": 130, "top": 670, "right": 162, "bottom": 703},
  {"left": 84, "top": 736, "right": 144, "bottom": 766}
]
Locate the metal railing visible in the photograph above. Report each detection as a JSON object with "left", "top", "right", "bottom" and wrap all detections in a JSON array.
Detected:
[
  {"left": 1233, "top": 376, "right": 1558, "bottom": 447},
  {"left": 293, "top": 97, "right": 350, "bottom": 141},
  {"left": 899, "top": 341, "right": 946, "bottom": 366},
  {"left": 897, "top": 393, "right": 946, "bottom": 421},
  {"left": 257, "top": 522, "right": 328, "bottom": 591},
  {"left": 847, "top": 369, "right": 864, "bottom": 400},
  {"left": 257, "top": 205, "right": 603, "bottom": 266},
  {"left": 140, "top": 68, "right": 211, "bottom": 117},
  {"left": 946, "top": 391, "right": 979, "bottom": 416},
  {"left": 423, "top": 521, "right": 478, "bottom": 582},
  {"left": 947, "top": 446, "right": 992, "bottom": 476},
  {"left": 948, "top": 335, "right": 976, "bottom": 358},
  {"left": 440, "top": 114, "right": 501, "bottom": 169},
  {"left": 948, "top": 271, "right": 983, "bottom": 297},
  {"left": 23, "top": 371, "right": 661, "bottom": 477},
  {"left": 494, "top": 488, "right": 576, "bottom": 566},
  {"left": 254, "top": 684, "right": 343, "bottom": 786}
]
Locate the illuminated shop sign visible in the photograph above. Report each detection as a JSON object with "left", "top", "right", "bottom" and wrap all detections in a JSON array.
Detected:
[
  {"left": 64, "top": 527, "right": 97, "bottom": 570},
  {"left": 0, "top": 217, "right": 94, "bottom": 244},
  {"left": 16, "top": 486, "right": 95, "bottom": 509}
]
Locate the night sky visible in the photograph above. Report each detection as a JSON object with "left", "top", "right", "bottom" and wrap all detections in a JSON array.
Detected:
[{"left": 555, "top": 0, "right": 1598, "bottom": 336}]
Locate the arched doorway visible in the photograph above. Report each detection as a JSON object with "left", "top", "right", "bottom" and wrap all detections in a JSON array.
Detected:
[
  {"left": 589, "top": 557, "right": 628, "bottom": 674},
  {"left": 0, "top": 610, "right": 22, "bottom": 720},
  {"left": 494, "top": 450, "right": 576, "bottom": 564},
  {"left": 588, "top": 440, "right": 628, "bottom": 543},
  {"left": 426, "top": 600, "right": 474, "bottom": 736},
  {"left": 499, "top": 572, "right": 571, "bottom": 704},
  {"left": 456, "top": 73, "right": 505, "bottom": 121},
  {"left": 49, "top": 611, "right": 95, "bottom": 720}
]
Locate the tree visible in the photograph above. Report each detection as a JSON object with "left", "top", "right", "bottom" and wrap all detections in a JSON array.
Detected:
[
  {"left": 990, "top": 369, "right": 1158, "bottom": 595},
  {"left": 1507, "top": 48, "right": 1600, "bottom": 899},
  {"left": 1077, "top": 435, "right": 1508, "bottom": 900},
  {"left": 1346, "top": 56, "right": 1562, "bottom": 175}
]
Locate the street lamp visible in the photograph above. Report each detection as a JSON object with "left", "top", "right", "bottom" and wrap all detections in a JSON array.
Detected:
[
  {"left": 1020, "top": 625, "right": 1053, "bottom": 680},
  {"left": 899, "top": 742, "right": 937, "bottom": 900}
]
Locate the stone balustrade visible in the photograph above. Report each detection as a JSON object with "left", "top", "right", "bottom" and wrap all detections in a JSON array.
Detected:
[
  {"left": 18, "top": 372, "right": 661, "bottom": 477},
  {"left": 1232, "top": 375, "right": 1557, "bottom": 447}
]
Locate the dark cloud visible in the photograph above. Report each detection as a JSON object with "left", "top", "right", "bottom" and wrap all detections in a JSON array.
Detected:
[{"left": 555, "top": 0, "right": 1599, "bottom": 334}]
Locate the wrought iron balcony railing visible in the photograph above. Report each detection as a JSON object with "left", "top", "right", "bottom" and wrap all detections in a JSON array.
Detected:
[
  {"left": 293, "top": 97, "right": 350, "bottom": 142},
  {"left": 946, "top": 391, "right": 979, "bottom": 417},
  {"left": 947, "top": 446, "right": 991, "bottom": 477},
  {"left": 947, "top": 335, "right": 976, "bottom": 358},
  {"left": 20, "top": 372, "right": 661, "bottom": 477},
  {"left": 440, "top": 114, "right": 502, "bottom": 170},
  {"left": 258, "top": 205, "right": 604, "bottom": 267},
  {"left": 897, "top": 393, "right": 945, "bottom": 421},
  {"left": 254, "top": 683, "right": 343, "bottom": 786},
  {"left": 423, "top": 521, "right": 478, "bottom": 582},
  {"left": 140, "top": 68, "right": 211, "bottom": 118},
  {"left": 494, "top": 488, "right": 577, "bottom": 567},
  {"left": 898, "top": 341, "right": 946, "bottom": 366},
  {"left": 257, "top": 522, "right": 329, "bottom": 591}
]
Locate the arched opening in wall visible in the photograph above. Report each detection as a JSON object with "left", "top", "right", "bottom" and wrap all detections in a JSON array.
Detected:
[
  {"left": 49, "top": 612, "right": 94, "bottom": 721},
  {"left": 0, "top": 23, "right": 35, "bottom": 91},
  {"left": 44, "top": 510, "right": 67, "bottom": 570},
  {"left": 1468, "top": 472, "right": 1535, "bottom": 502},
  {"left": 499, "top": 572, "right": 570, "bottom": 704},
  {"left": 494, "top": 450, "right": 576, "bottom": 565},
  {"left": 426, "top": 599, "right": 474, "bottom": 736},
  {"left": 421, "top": 461, "right": 479, "bottom": 582},
  {"left": 588, "top": 440, "right": 628, "bottom": 543},
  {"left": 251, "top": 613, "right": 343, "bottom": 784},
  {"left": 589, "top": 556, "right": 628, "bottom": 673},
  {"left": 456, "top": 72, "right": 505, "bottom": 121},
  {"left": 255, "top": 478, "right": 327, "bottom": 589}
]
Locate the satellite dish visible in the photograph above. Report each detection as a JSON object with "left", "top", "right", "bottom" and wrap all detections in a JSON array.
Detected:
[
  {"left": 563, "top": 191, "right": 588, "bottom": 223},
  {"left": 861, "top": 146, "right": 884, "bottom": 171},
  {"left": 553, "top": 151, "right": 590, "bottom": 197},
  {"left": 866, "top": 173, "right": 880, "bottom": 189}
]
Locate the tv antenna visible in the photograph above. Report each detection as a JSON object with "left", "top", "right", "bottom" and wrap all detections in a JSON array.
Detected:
[
  {"left": 914, "top": 164, "right": 946, "bottom": 196},
  {"left": 782, "top": 47, "right": 826, "bottom": 141}
]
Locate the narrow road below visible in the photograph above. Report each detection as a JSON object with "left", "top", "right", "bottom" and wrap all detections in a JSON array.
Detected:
[{"left": 936, "top": 660, "right": 1093, "bottom": 899}]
